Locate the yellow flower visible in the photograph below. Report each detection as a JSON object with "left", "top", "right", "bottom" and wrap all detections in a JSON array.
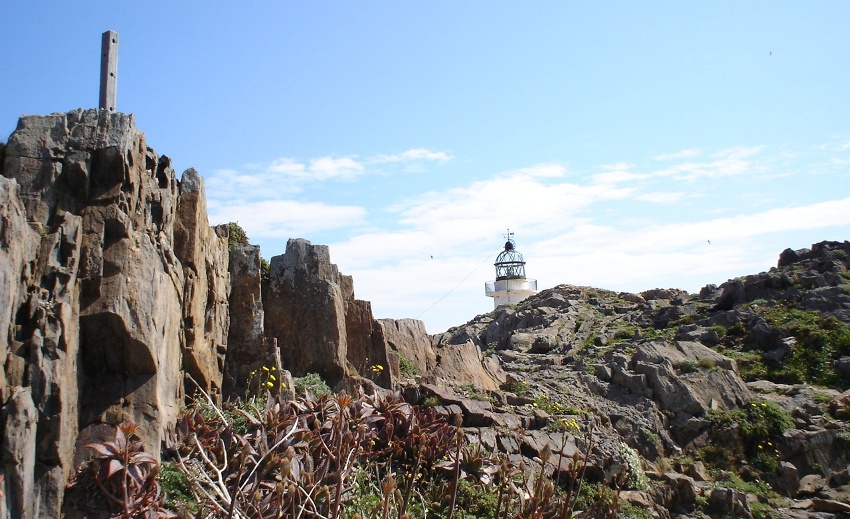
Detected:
[
  {"left": 262, "top": 366, "right": 270, "bottom": 372},
  {"left": 269, "top": 374, "right": 276, "bottom": 381},
  {"left": 266, "top": 381, "right": 274, "bottom": 388}
]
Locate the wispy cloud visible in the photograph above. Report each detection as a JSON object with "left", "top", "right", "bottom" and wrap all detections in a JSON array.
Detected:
[
  {"left": 369, "top": 148, "right": 453, "bottom": 163},
  {"left": 205, "top": 156, "right": 365, "bottom": 203},
  {"left": 649, "top": 146, "right": 765, "bottom": 181},
  {"left": 635, "top": 192, "right": 688, "bottom": 203},
  {"left": 206, "top": 148, "right": 452, "bottom": 204},
  {"left": 208, "top": 199, "right": 366, "bottom": 238},
  {"left": 653, "top": 148, "right": 704, "bottom": 161}
]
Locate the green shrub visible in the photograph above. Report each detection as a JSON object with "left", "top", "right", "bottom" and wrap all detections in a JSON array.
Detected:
[
  {"left": 617, "top": 502, "right": 653, "bottom": 519},
  {"left": 614, "top": 327, "right": 636, "bottom": 340},
  {"left": 398, "top": 355, "right": 421, "bottom": 378},
  {"left": 709, "top": 325, "right": 728, "bottom": 339},
  {"left": 227, "top": 222, "right": 249, "bottom": 249},
  {"left": 260, "top": 257, "right": 270, "bottom": 280},
  {"left": 755, "top": 306, "right": 850, "bottom": 388},
  {"left": 642, "top": 429, "right": 662, "bottom": 447},
  {"left": 159, "top": 461, "right": 197, "bottom": 513},
  {"left": 508, "top": 380, "right": 532, "bottom": 396},
  {"left": 740, "top": 399, "right": 793, "bottom": 440},
  {"left": 293, "top": 372, "right": 331, "bottom": 397},
  {"left": 533, "top": 394, "right": 581, "bottom": 415},
  {"left": 676, "top": 360, "right": 699, "bottom": 374},
  {"left": 455, "top": 478, "right": 500, "bottom": 519},
  {"left": 704, "top": 398, "right": 792, "bottom": 478},
  {"left": 459, "top": 383, "right": 491, "bottom": 402},
  {"left": 697, "top": 357, "right": 717, "bottom": 370},
  {"left": 422, "top": 396, "right": 441, "bottom": 407}
]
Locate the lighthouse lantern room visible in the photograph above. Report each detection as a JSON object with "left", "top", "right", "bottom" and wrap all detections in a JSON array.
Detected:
[{"left": 485, "top": 231, "right": 538, "bottom": 308}]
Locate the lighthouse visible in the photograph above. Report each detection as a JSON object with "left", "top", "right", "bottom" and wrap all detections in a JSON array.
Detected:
[{"left": 485, "top": 231, "right": 538, "bottom": 308}]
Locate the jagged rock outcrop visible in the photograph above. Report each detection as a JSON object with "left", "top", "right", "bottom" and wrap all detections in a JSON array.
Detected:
[
  {"left": 223, "top": 243, "right": 281, "bottom": 398},
  {"left": 0, "top": 110, "right": 229, "bottom": 517},
  {"left": 377, "top": 318, "right": 436, "bottom": 376},
  {"left": 263, "top": 238, "right": 394, "bottom": 388},
  {"left": 173, "top": 169, "right": 230, "bottom": 395},
  {"left": 378, "top": 318, "right": 506, "bottom": 390}
]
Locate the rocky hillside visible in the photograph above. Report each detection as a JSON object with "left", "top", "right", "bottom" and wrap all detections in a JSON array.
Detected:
[
  {"left": 1, "top": 110, "right": 849, "bottom": 518},
  {"left": 410, "top": 240, "right": 850, "bottom": 517}
]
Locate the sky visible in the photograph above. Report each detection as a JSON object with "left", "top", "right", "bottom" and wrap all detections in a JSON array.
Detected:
[{"left": 2, "top": 2, "right": 849, "bottom": 334}]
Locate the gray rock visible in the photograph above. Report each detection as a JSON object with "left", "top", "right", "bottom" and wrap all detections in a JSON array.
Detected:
[
  {"left": 2, "top": 387, "right": 37, "bottom": 519},
  {"left": 798, "top": 474, "right": 827, "bottom": 497},
  {"left": 811, "top": 498, "right": 850, "bottom": 514},
  {"left": 775, "top": 461, "right": 801, "bottom": 497},
  {"left": 709, "top": 487, "right": 751, "bottom": 518}
]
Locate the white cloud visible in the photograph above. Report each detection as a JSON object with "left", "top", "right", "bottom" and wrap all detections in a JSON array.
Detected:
[
  {"left": 635, "top": 192, "right": 687, "bottom": 203},
  {"left": 208, "top": 155, "right": 366, "bottom": 199},
  {"left": 208, "top": 199, "right": 366, "bottom": 239},
  {"left": 653, "top": 148, "right": 704, "bottom": 161},
  {"left": 205, "top": 167, "right": 304, "bottom": 201},
  {"left": 386, "top": 163, "right": 633, "bottom": 239},
  {"left": 307, "top": 157, "right": 365, "bottom": 180},
  {"left": 369, "top": 148, "right": 453, "bottom": 163},
  {"left": 649, "top": 146, "right": 766, "bottom": 182}
]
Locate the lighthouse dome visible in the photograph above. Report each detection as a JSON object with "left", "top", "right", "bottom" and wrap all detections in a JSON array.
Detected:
[{"left": 494, "top": 239, "right": 526, "bottom": 280}]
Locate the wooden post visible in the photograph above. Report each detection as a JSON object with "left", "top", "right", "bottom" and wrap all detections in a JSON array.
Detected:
[{"left": 99, "top": 30, "right": 118, "bottom": 111}]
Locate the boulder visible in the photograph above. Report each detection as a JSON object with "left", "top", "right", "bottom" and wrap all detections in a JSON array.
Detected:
[
  {"left": 631, "top": 341, "right": 750, "bottom": 415},
  {"left": 264, "top": 239, "right": 352, "bottom": 384},
  {"left": 708, "top": 487, "right": 751, "bottom": 518}
]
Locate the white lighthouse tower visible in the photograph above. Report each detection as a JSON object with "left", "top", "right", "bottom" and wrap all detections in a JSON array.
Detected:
[{"left": 485, "top": 231, "right": 538, "bottom": 308}]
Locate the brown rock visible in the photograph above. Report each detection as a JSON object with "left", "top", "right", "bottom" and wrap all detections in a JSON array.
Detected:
[
  {"left": 223, "top": 244, "right": 281, "bottom": 398},
  {"left": 263, "top": 238, "right": 393, "bottom": 388},
  {"left": 174, "top": 169, "right": 230, "bottom": 395},
  {"left": 431, "top": 339, "right": 507, "bottom": 391},
  {"left": 2, "top": 387, "right": 37, "bottom": 519},
  {"left": 1, "top": 110, "right": 233, "bottom": 516},
  {"left": 377, "top": 318, "right": 436, "bottom": 377}
]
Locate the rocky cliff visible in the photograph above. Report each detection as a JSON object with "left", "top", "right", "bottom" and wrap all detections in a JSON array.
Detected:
[
  {"left": 1, "top": 110, "right": 209, "bottom": 518},
  {"left": 0, "top": 110, "right": 488, "bottom": 518}
]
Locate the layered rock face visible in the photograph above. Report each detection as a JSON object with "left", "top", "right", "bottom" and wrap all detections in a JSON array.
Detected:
[
  {"left": 223, "top": 243, "right": 281, "bottom": 397},
  {"left": 0, "top": 110, "right": 229, "bottom": 517},
  {"left": 264, "top": 238, "right": 394, "bottom": 388}
]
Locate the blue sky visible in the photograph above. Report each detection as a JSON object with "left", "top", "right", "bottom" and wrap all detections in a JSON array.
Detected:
[{"left": 3, "top": 2, "right": 849, "bottom": 333}]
